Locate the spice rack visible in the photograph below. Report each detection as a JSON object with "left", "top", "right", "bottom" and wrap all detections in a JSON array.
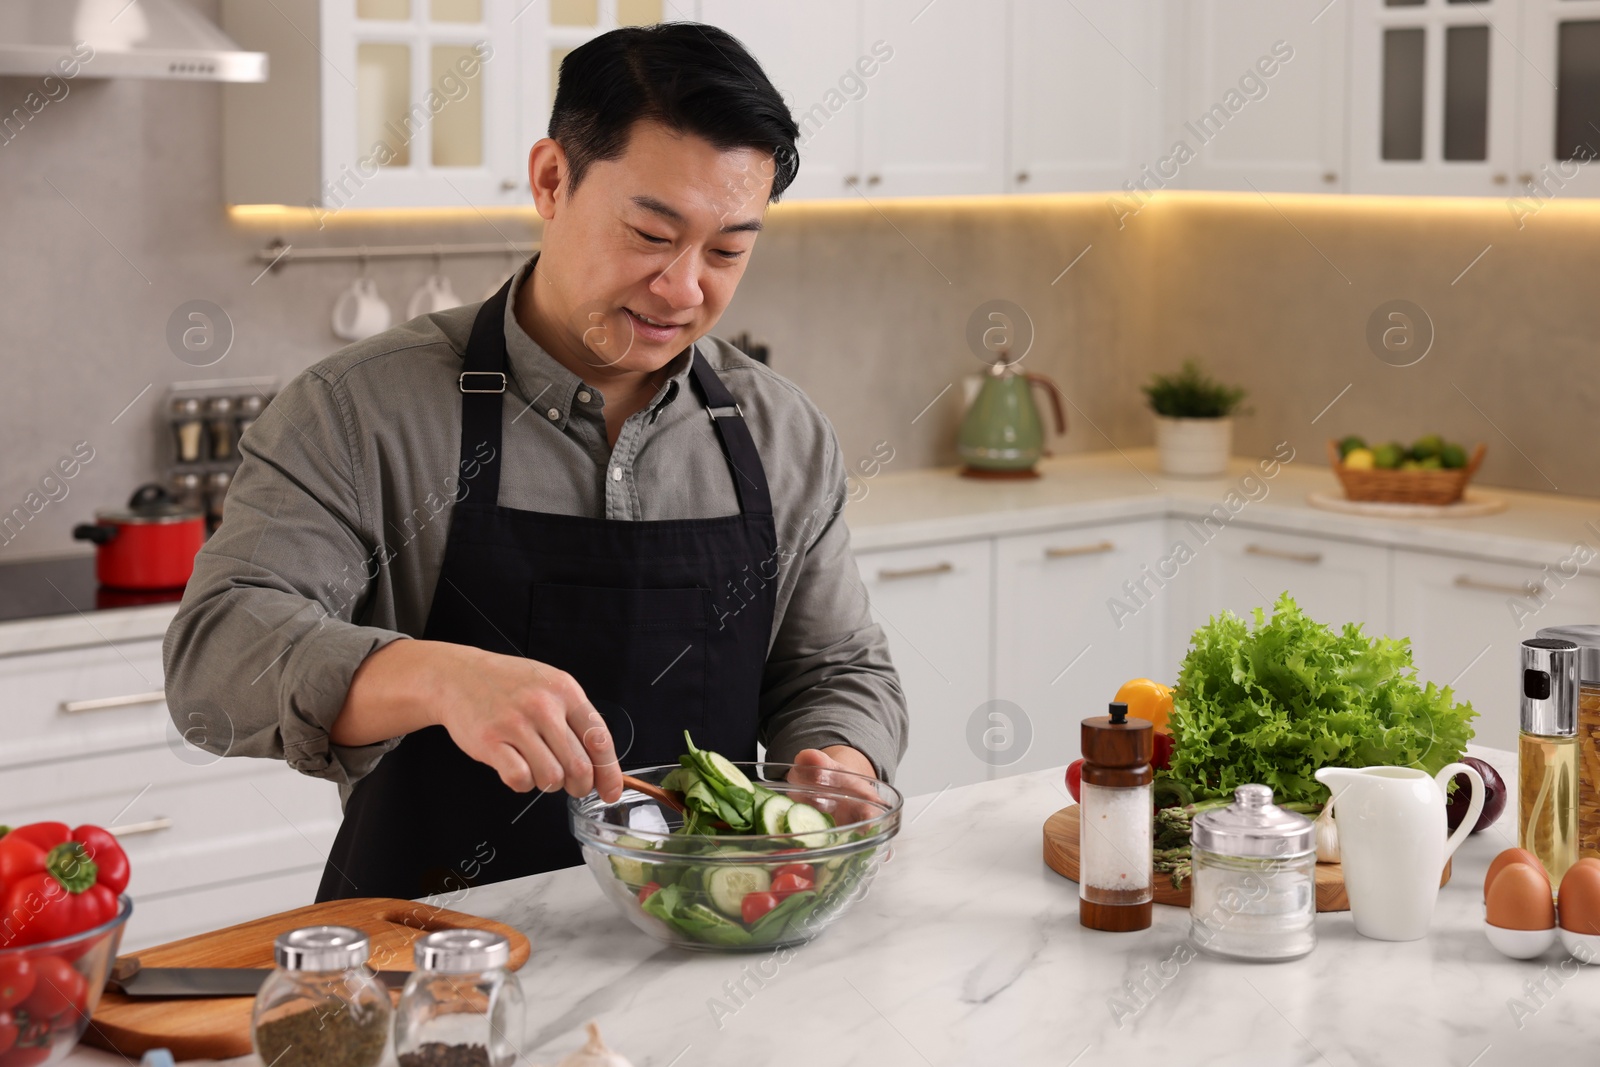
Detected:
[{"left": 165, "top": 377, "right": 277, "bottom": 532}]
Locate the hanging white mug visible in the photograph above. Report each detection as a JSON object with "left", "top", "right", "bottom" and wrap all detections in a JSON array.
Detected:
[
  {"left": 406, "top": 273, "right": 461, "bottom": 319},
  {"left": 332, "top": 277, "right": 392, "bottom": 341}
]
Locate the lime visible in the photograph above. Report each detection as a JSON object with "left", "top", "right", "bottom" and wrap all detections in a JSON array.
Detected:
[
  {"left": 1339, "top": 435, "right": 1368, "bottom": 459},
  {"left": 1440, "top": 443, "right": 1468, "bottom": 469},
  {"left": 1411, "top": 434, "right": 1443, "bottom": 461},
  {"left": 1400, "top": 459, "right": 1423, "bottom": 471},
  {"left": 1373, "top": 443, "right": 1405, "bottom": 470},
  {"left": 1420, "top": 456, "right": 1443, "bottom": 470}
]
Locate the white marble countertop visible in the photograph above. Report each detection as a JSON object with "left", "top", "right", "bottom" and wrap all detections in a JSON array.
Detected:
[
  {"left": 846, "top": 448, "right": 1600, "bottom": 567},
  {"left": 63, "top": 747, "right": 1593, "bottom": 1067},
  {"left": 7, "top": 448, "right": 1598, "bottom": 658}
]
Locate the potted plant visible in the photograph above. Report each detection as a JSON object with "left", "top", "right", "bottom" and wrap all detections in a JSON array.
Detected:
[{"left": 1142, "top": 360, "right": 1248, "bottom": 477}]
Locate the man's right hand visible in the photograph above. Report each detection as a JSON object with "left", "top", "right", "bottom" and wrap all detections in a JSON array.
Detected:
[{"left": 333, "top": 639, "right": 624, "bottom": 802}]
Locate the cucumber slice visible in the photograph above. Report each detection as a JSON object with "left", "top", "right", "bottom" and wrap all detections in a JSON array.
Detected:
[
  {"left": 759, "top": 794, "right": 795, "bottom": 835},
  {"left": 610, "top": 854, "right": 651, "bottom": 888},
  {"left": 706, "top": 864, "right": 771, "bottom": 918},
  {"left": 783, "top": 802, "right": 834, "bottom": 848},
  {"left": 699, "top": 748, "right": 755, "bottom": 795}
]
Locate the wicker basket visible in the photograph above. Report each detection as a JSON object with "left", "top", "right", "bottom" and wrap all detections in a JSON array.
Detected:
[{"left": 1326, "top": 439, "right": 1487, "bottom": 505}]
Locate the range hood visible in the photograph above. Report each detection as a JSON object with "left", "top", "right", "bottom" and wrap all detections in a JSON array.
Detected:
[{"left": 0, "top": 0, "right": 266, "bottom": 82}]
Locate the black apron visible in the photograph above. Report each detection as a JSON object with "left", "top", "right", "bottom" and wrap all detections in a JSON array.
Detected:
[{"left": 316, "top": 278, "right": 779, "bottom": 902}]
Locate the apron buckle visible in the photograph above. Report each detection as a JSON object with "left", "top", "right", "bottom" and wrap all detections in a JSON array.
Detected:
[
  {"left": 459, "top": 372, "right": 507, "bottom": 394},
  {"left": 707, "top": 403, "right": 744, "bottom": 421}
]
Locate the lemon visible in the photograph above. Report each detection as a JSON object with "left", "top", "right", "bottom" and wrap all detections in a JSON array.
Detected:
[{"left": 1343, "top": 448, "right": 1376, "bottom": 470}]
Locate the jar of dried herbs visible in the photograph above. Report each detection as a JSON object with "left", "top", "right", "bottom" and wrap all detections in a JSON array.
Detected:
[
  {"left": 394, "top": 929, "right": 525, "bottom": 1067},
  {"left": 252, "top": 925, "right": 391, "bottom": 1067}
]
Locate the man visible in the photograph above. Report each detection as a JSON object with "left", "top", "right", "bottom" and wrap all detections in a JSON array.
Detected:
[{"left": 163, "top": 23, "right": 907, "bottom": 902}]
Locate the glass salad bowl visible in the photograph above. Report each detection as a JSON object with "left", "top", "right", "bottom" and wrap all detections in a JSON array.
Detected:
[
  {"left": 0, "top": 894, "right": 133, "bottom": 1064},
  {"left": 570, "top": 762, "right": 902, "bottom": 952}
]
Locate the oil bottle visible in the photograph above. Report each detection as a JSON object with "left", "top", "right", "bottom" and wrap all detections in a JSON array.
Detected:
[{"left": 1520, "top": 638, "right": 1580, "bottom": 886}]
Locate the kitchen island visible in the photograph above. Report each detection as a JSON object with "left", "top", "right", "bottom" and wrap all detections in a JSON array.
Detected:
[{"left": 64, "top": 749, "right": 1593, "bottom": 1067}]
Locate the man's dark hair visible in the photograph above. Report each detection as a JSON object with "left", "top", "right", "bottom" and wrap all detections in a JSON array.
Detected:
[{"left": 547, "top": 23, "right": 800, "bottom": 201}]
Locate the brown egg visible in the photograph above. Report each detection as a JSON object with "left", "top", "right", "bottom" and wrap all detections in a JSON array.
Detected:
[
  {"left": 1487, "top": 862, "right": 1558, "bottom": 931},
  {"left": 1557, "top": 857, "right": 1600, "bottom": 934},
  {"left": 1485, "top": 848, "right": 1546, "bottom": 901}
]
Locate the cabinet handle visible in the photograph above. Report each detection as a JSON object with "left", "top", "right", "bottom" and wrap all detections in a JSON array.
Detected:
[
  {"left": 1016, "top": 170, "right": 1030, "bottom": 183},
  {"left": 867, "top": 174, "right": 882, "bottom": 186},
  {"left": 1492, "top": 173, "right": 1509, "bottom": 186},
  {"left": 1322, "top": 171, "right": 1338, "bottom": 184},
  {"left": 877, "top": 561, "right": 954, "bottom": 581},
  {"left": 1244, "top": 544, "right": 1323, "bottom": 565},
  {"left": 499, "top": 179, "right": 519, "bottom": 192},
  {"left": 108, "top": 817, "right": 174, "bottom": 838},
  {"left": 1518, "top": 173, "right": 1535, "bottom": 186},
  {"left": 1044, "top": 540, "right": 1115, "bottom": 559},
  {"left": 59, "top": 690, "right": 167, "bottom": 714},
  {"left": 1454, "top": 574, "right": 1537, "bottom": 598},
  {"left": 844, "top": 174, "right": 860, "bottom": 186}
]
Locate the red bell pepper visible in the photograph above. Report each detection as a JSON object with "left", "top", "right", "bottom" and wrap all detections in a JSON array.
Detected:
[{"left": 0, "top": 823, "right": 128, "bottom": 949}]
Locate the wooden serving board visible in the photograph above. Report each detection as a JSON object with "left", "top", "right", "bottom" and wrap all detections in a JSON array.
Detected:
[
  {"left": 1043, "top": 806, "right": 1451, "bottom": 912},
  {"left": 85, "top": 897, "right": 531, "bottom": 1061}
]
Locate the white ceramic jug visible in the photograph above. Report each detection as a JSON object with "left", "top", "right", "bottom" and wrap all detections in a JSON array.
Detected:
[{"left": 1315, "top": 764, "right": 1485, "bottom": 941}]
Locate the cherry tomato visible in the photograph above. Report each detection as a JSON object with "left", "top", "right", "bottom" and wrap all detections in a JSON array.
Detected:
[
  {"left": 636, "top": 882, "right": 661, "bottom": 905},
  {"left": 21, "top": 957, "right": 84, "bottom": 1021},
  {"left": 1065, "top": 759, "right": 1084, "bottom": 803},
  {"left": 770, "top": 863, "right": 815, "bottom": 883},
  {"left": 740, "top": 892, "right": 779, "bottom": 925},
  {"left": 770, "top": 871, "right": 814, "bottom": 900},
  {"left": 1152, "top": 732, "right": 1174, "bottom": 772},
  {"left": 0, "top": 960, "right": 33, "bottom": 1013},
  {"left": 0, "top": 1010, "right": 15, "bottom": 1056}
]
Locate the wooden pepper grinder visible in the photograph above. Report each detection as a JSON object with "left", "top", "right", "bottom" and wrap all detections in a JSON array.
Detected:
[{"left": 1079, "top": 701, "right": 1154, "bottom": 932}]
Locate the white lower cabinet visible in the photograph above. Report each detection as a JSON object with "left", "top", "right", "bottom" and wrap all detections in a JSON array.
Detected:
[
  {"left": 993, "top": 520, "right": 1169, "bottom": 774},
  {"left": 1166, "top": 520, "right": 1393, "bottom": 660},
  {"left": 0, "top": 637, "right": 342, "bottom": 949},
  {"left": 854, "top": 539, "right": 993, "bottom": 797},
  {"left": 1392, "top": 549, "right": 1600, "bottom": 752}
]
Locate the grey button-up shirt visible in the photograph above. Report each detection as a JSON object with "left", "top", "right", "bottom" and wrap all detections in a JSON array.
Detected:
[{"left": 163, "top": 258, "right": 907, "bottom": 808}]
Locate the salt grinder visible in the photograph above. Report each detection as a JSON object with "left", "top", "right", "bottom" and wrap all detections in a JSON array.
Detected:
[{"left": 1079, "top": 701, "right": 1154, "bottom": 932}]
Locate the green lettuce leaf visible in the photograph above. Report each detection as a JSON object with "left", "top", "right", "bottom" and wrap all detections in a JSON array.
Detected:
[{"left": 1163, "top": 592, "right": 1476, "bottom": 807}]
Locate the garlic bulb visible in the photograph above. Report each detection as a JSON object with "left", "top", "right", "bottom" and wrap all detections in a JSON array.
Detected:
[
  {"left": 1315, "top": 803, "right": 1339, "bottom": 864},
  {"left": 556, "top": 1021, "right": 634, "bottom": 1067}
]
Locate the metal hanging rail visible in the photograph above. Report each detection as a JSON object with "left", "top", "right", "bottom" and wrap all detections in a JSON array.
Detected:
[{"left": 254, "top": 238, "right": 539, "bottom": 271}]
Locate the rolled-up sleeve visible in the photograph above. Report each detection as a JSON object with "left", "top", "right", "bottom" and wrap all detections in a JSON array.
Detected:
[
  {"left": 758, "top": 434, "right": 909, "bottom": 784},
  {"left": 162, "top": 369, "right": 407, "bottom": 791}
]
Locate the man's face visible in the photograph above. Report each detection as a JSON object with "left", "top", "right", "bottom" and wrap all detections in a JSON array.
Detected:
[{"left": 534, "top": 120, "right": 774, "bottom": 375}]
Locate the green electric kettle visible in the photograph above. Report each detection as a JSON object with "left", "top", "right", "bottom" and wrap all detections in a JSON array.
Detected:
[{"left": 957, "top": 360, "right": 1068, "bottom": 478}]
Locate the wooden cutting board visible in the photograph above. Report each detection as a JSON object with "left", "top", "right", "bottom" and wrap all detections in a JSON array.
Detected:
[
  {"left": 1043, "top": 805, "right": 1451, "bottom": 912},
  {"left": 85, "top": 897, "right": 530, "bottom": 1061}
]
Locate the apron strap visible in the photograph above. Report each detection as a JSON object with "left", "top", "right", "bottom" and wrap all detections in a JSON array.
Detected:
[
  {"left": 457, "top": 278, "right": 773, "bottom": 520},
  {"left": 456, "top": 276, "right": 514, "bottom": 505},
  {"left": 690, "top": 350, "right": 773, "bottom": 518}
]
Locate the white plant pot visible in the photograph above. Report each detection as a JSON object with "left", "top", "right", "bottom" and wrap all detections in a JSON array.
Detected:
[{"left": 1154, "top": 415, "right": 1233, "bottom": 477}]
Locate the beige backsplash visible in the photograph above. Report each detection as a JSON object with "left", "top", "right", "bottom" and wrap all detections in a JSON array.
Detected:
[{"left": 3, "top": 57, "right": 1598, "bottom": 562}]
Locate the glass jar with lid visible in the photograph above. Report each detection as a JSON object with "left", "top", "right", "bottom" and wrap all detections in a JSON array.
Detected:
[
  {"left": 394, "top": 929, "right": 525, "bottom": 1067},
  {"left": 1190, "top": 784, "right": 1318, "bottom": 961},
  {"left": 252, "top": 925, "right": 391, "bottom": 1067}
]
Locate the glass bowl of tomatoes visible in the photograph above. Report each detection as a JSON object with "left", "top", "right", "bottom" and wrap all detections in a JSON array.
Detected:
[
  {"left": 570, "top": 761, "right": 902, "bottom": 952},
  {"left": 0, "top": 894, "right": 133, "bottom": 1065}
]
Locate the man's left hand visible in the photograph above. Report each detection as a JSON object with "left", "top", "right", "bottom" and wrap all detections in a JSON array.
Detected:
[{"left": 786, "top": 746, "right": 882, "bottom": 825}]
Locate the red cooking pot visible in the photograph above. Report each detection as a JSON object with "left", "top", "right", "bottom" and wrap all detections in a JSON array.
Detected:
[{"left": 73, "top": 484, "right": 206, "bottom": 591}]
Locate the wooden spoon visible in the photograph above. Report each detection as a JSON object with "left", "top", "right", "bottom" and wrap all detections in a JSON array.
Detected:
[{"left": 620, "top": 774, "right": 732, "bottom": 831}]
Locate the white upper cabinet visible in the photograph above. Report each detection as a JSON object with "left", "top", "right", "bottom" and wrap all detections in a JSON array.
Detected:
[
  {"left": 1516, "top": 0, "right": 1600, "bottom": 198},
  {"left": 1347, "top": 0, "right": 1520, "bottom": 195},
  {"left": 697, "top": 1, "right": 864, "bottom": 200},
  {"left": 1008, "top": 0, "right": 1164, "bottom": 193},
  {"left": 859, "top": 0, "right": 1007, "bottom": 197},
  {"left": 223, "top": 0, "right": 524, "bottom": 208},
  {"left": 1165, "top": 0, "right": 1348, "bottom": 193}
]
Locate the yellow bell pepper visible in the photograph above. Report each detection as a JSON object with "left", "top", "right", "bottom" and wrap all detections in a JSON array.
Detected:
[{"left": 1114, "top": 677, "right": 1173, "bottom": 734}]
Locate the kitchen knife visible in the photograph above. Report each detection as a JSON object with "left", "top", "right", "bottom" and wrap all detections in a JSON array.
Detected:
[{"left": 105, "top": 956, "right": 414, "bottom": 998}]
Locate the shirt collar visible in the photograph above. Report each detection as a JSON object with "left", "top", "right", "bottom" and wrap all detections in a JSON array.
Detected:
[{"left": 500, "top": 255, "right": 693, "bottom": 426}]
